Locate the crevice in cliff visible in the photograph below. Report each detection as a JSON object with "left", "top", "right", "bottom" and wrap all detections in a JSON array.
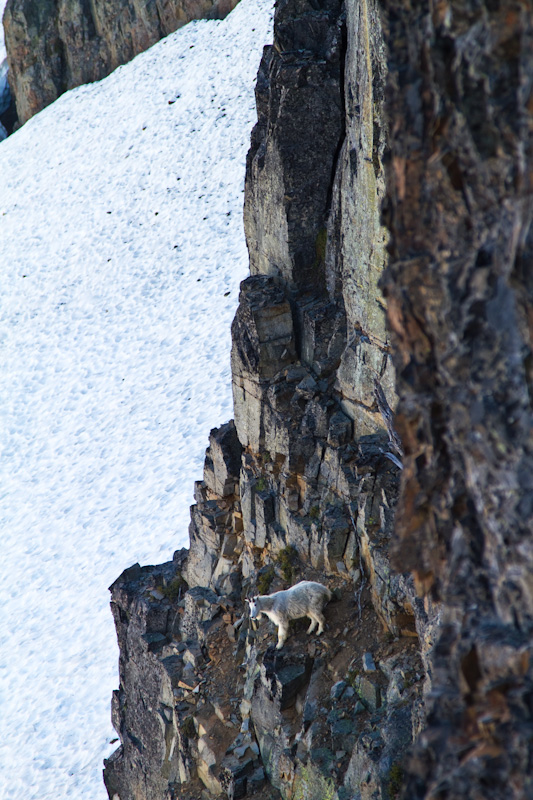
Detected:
[{"left": 324, "top": 8, "right": 347, "bottom": 221}]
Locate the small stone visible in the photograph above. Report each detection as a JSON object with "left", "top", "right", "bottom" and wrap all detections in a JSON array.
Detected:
[
  {"left": 227, "top": 734, "right": 243, "bottom": 753},
  {"left": 330, "top": 680, "right": 347, "bottom": 700},
  {"left": 213, "top": 702, "right": 229, "bottom": 723},
  {"left": 183, "top": 642, "right": 204, "bottom": 668},
  {"left": 353, "top": 700, "right": 365, "bottom": 715},
  {"left": 357, "top": 677, "right": 381, "bottom": 711},
  {"left": 303, "top": 699, "right": 317, "bottom": 725},
  {"left": 363, "top": 652, "right": 377, "bottom": 672}
]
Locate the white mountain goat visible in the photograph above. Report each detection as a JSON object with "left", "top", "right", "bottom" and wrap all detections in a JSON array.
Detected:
[{"left": 246, "top": 580, "right": 332, "bottom": 649}]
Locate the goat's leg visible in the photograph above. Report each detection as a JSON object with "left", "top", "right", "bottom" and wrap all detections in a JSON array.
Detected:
[
  {"left": 315, "top": 612, "right": 326, "bottom": 635},
  {"left": 307, "top": 615, "right": 318, "bottom": 634},
  {"left": 276, "top": 623, "right": 289, "bottom": 649}
]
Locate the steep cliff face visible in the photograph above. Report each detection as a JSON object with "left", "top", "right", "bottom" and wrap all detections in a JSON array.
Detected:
[
  {"left": 381, "top": 1, "right": 533, "bottom": 797},
  {"left": 3, "top": 0, "right": 239, "bottom": 124},
  {"left": 103, "top": 0, "right": 430, "bottom": 798},
  {"left": 102, "top": 0, "right": 533, "bottom": 799}
]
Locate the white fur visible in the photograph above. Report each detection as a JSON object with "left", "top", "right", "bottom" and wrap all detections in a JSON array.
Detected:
[{"left": 246, "top": 580, "right": 332, "bottom": 649}]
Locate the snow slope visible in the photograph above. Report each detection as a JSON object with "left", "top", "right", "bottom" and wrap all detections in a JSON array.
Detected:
[{"left": 0, "top": 1, "right": 272, "bottom": 797}]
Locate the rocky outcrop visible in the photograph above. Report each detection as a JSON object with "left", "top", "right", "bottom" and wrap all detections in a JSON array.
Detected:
[
  {"left": 3, "top": 0, "right": 239, "bottom": 125},
  {"left": 103, "top": 0, "right": 430, "bottom": 798},
  {"left": 104, "top": 0, "right": 533, "bottom": 798}
]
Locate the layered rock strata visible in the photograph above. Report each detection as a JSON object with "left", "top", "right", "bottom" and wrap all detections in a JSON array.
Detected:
[
  {"left": 3, "top": 0, "right": 239, "bottom": 125},
  {"left": 104, "top": 0, "right": 431, "bottom": 798}
]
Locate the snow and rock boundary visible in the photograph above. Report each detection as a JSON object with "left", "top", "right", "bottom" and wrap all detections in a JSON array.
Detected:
[{"left": 0, "top": 2, "right": 273, "bottom": 798}]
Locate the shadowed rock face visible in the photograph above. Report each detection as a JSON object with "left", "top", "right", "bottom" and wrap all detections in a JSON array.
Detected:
[
  {"left": 381, "top": 0, "right": 533, "bottom": 796},
  {"left": 3, "top": 0, "right": 239, "bottom": 124},
  {"left": 243, "top": 0, "right": 344, "bottom": 295}
]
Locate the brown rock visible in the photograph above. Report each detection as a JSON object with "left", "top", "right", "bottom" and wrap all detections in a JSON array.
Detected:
[{"left": 4, "top": 0, "right": 240, "bottom": 124}]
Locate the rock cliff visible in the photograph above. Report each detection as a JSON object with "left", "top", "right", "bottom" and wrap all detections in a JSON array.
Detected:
[
  {"left": 381, "top": 1, "right": 533, "bottom": 796},
  {"left": 3, "top": 0, "right": 239, "bottom": 125},
  {"left": 100, "top": 0, "right": 533, "bottom": 799},
  {"left": 103, "top": 0, "right": 429, "bottom": 798}
]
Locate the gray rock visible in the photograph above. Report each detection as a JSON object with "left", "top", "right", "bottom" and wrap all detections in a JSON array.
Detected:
[
  {"left": 182, "top": 642, "right": 205, "bottom": 669},
  {"left": 203, "top": 420, "right": 242, "bottom": 498},
  {"left": 243, "top": 4, "right": 344, "bottom": 293},
  {"left": 330, "top": 680, "right": 348, "bottom": 700},
  {"left": 362, "top": 652, "right": 377, "bottom": 673},
  {"left": 357, "top": 677, "right": 381, "bottom": 712},
  {"left": 231, "top": 276, "right": 297, "bottom": 451},
  {"left": 353, "top": 700, "right": 366, "bottom": 716}
]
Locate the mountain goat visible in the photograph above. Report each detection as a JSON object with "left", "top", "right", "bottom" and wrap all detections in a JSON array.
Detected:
[{"left": 246, "top": 580, "right": 332, "bottom": 649}]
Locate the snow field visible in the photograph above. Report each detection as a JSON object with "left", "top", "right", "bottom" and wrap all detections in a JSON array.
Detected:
[{"left": 0, "top": 1, "right": 273, "bottom": 798}]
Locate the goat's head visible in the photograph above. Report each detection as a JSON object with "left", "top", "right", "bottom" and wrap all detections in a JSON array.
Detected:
[{"left": 245, "top": 596, "right": 260, "bottom": 619}]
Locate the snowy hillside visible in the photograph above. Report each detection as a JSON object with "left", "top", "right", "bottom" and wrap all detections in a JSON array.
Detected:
[{"left": 0, "top": 1, "right": 273, "bottom": 798}]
